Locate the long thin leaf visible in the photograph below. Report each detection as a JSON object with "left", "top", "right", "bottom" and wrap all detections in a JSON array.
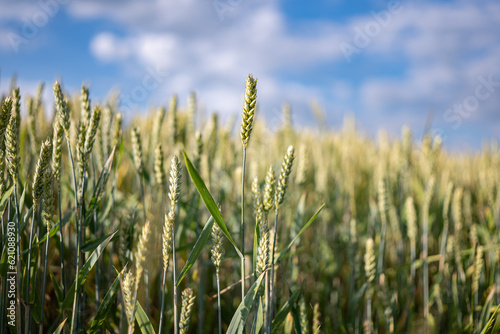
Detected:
[
  {"left": 227, "top": 272, "right": 266, "bottom": 334},
  {"left": 480, "top": 303, "right": 500, "bottom": 334},
  {"left": 89, "top": 269, "right": 123, "bottom": 333},
  {"left": 290, "top": 301, "right": 302, "bottom": 334},
  {"left": 37, "top": 208, "right": 74, "bottom": 245},
  {"left": 85, "top": 148, "right": 115, "bottom": 222},
  {"left": 275, "top": 204, "right": 325, "bottom": 263},
  {"left": 18, "top": 179, "right": 27, "bottom": 217},
  {"left": 254, "top": 298, "right": 264, "bottom": 334},
  {"left": 183, "top": 151, "right": 242, "bottom": 258},
  {"left": 176, "top": 216, "right": 214, "bottom": 286},
  {"left": 49, "top": 269, "right": 64, "bottom": 306},
  {"left": 82, "top": 232, "right": 119, "bottom": 253},
  {"left": 53, "top": 318, "right": 67, "bottom": 334},
  {"left": 253, "top": 218, "right": 260, "bottom": 273},
  {"left": 135, "top": 301, "right": 156, "bottom": 334},
  {"left": 478, "top": 284, "right": 496, "bottom": 331},
  {"left": 61, "top": 231, "right": 117, "bottom": 309},
  {"left": 0, "top": 185, "right": 14, "bottom": 216},
  {"left": 272, "top": 289, "right": 301, "bottom": 333},
  {"left": 19, "top": 205, "right": 33, "bottom": 238}
]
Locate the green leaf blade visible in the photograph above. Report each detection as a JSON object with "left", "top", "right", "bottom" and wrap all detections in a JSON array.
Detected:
[
  {"left": 227, "top": 272, "right": 266, "bottom": 334},
  {"left": 135, "top": 302, "right": 156, "bottom": 334},
  {"left": 61, "top": 231, "right": 117, "bottom": 310},
  {"left": 183, "top": 151, "right": 242, "bottom": 258},
  {"left": 275, "top": 204, "right": 325, "bottom": 263},
  {"left": 176, "top": 216, "right": 215, "bottom": 286},
  {"left": 88, "top": 269, "right": 122, "bottom": 333}
]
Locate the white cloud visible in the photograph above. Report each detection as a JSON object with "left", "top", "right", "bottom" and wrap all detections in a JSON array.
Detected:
[
  {"left": 83, "top": 2, "right": 347, "bottom": 118},
  {"left": 348, "top": 1, "right": 500, "bottom": 140},
  {"left": 90, "top": 32, "right": 129, "bottom": 61}
]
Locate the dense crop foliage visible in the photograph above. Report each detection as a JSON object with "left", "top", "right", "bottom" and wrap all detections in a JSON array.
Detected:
[{"left": 0, "top": 76, "right": 499, "bottom": 333}]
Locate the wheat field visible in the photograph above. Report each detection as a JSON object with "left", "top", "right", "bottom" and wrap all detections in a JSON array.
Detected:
[{"left": 0, "top": 74, "right": 499, "bottom": 333}]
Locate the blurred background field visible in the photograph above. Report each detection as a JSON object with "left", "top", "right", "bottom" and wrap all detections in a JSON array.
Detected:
[
  {"left": 1, "top": 81, "right": 499, "bottom": 332},
  {"left": 1, "top": 0, "right": 500, "bottom": 333}
]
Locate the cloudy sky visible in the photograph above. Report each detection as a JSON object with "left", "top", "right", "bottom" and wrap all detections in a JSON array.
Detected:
[{"left": 1, "top": 0, "right": 499, "bottom": 149}]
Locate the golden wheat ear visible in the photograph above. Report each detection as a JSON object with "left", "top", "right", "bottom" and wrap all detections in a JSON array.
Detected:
[{"left": 154, "top": 144, "right": 166, "bottom": 191}]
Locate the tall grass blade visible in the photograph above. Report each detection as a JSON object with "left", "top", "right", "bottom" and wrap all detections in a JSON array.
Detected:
[
  {"left": 227, "top": 272, "right": 266, "bottom": 334},
  {"left": 183, "top": 151, "right": 242, "bottom": 258},
  {"left": 135, "top": 302, "right": 157, "bottom": 334},
  {"left": 176, "top": 216, "right": 214, "bottom": 286},
  {"left": 0, "top": 185, "right": 14, "bottom": 216},
  {"left": 272, "top": 289, "right": 301, "bottom": 333},
  {"left": 275, "top": 204, "right": 325, "bottom": 263},
  {"left": 62, "top": 231, "right": 117, "bottom": 309},
  {"left": 88, "top": 269, "right": 122, "bottom": 333},
  {"left": 480, "top": 304, "right": 500, "bottom": 334},
  {"left": 53, "top": 319, "right": 67, "bottom": 334}
]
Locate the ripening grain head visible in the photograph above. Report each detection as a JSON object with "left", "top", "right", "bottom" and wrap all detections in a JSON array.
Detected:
[
  {"left": 241, "top": 73, "right": 257, "bottom": 149},
  {"left": 275, "top": 145, "right": 295, "bottom": 207}
]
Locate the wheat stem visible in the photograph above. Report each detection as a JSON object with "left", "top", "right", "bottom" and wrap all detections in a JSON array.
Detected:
[{"left": 241, "top": 147, "right": 247, "bottom": 300}]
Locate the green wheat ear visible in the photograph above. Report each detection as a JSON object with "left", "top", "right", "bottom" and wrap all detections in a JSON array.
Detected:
[
  {"left": 0, "top": 98, "right": 12, "bottom": 196},
  {"left": 52, "top": 118, "right": 64, "bottom": 185},
  {"left": 473, "top": 245, "right": 483, "bottom": 287},
  {"left": 169, "top": 94, "right": 178, "bottom": 144},
  {"left": 122, "top": 271, "right": 135, "bottom": 330},
  {"left": 313, "top": 303, "right": 321, "bottom": 333},
  {"left": 299, "top": 297, "right": 309, "bottom": 334},
  {"left": 154, "top": 144, "right": 166, "bottom": 191},
  {"left": 0, "top": 97, "right": 12, "bottom": 137},
  {"left": 6, "top": 108, "right": 20, "bottom": 181},
  {"left": 168, "top": 155, "right": 182, "bottom": 211},
  {"left": 179, "top": 288, "right": 196, "bottom": 334},
  {"left": 80, "top": 85, "right": 91, "bottom": 126},
  {"left": 84, "top": 106, "right": 101, "bottom": 157},
  {"left": 162, "top": 211, "right": 174, "bottom": 270},
  {"left": 275, "top": 145, "right": 295, "bottom": 208},
  {"left": 241, "top": 73, "right": 257, "bottom": 148},
  {"left": 112, "top": 112, "right": 122, "bottom": 148},
  {"left": 406, "top": 197, "right": 416, "bottom": 244},
  {"left": 5, "top": 88, "right": 21, "bottom": 183},
  {"left": 263, "top": 165, "right": 276, "bottom": 213},
  {"left": 256, "top": 219, "right": 269, "bottom": 277},
  {"left": 153, "top": 106, "right": 166, "bottom": 146},
  {"left": 53, "top": 81, "right": 70, "bottom": 135},
  {"left": 194, "top": 131, "right": 203, "bottom": 170},
  {"left": 211, "top": 223, "right": 224, "bottom": 270},
  {"left": 135, "top": 221, "right": 151, "bottom": 287},
  {"left": 32, "top": 139, "right": 53, "bottom": 209},
  {"left": 365, "top": 238, "right": 376, "bottom": 283},
  {"left": 131, "top": 127, "right": 144, "bottom": 175},
  {"left": 252, "top": 177, "right": 263, "bottom": 215},
  {"left": 42, "top": 167, "right": 55, "bottom": 230}
]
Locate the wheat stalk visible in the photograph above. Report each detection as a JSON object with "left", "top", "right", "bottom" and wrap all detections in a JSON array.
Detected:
[
  {"left": 364, "top": 237, "right": 375, "bottom": 334},
  {"left": 5, "top": 91, "right": 22, "bottom": 334},
  {"left": 269, "top": 145, "right": 294, "bottom": 333},
  {"left": 239, "top": 73, "right": 258, "bottom": 300},
  {"left": 211, "top": 223, "right": 224, "bottom": 334},
  {"left": 422, "top": 176, "right": 435, "bottom": 319}
]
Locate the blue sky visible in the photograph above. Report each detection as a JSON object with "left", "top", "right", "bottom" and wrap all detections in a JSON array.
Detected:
[{"left": 1, "top": 0, "right": 499, "bottom": 150}]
